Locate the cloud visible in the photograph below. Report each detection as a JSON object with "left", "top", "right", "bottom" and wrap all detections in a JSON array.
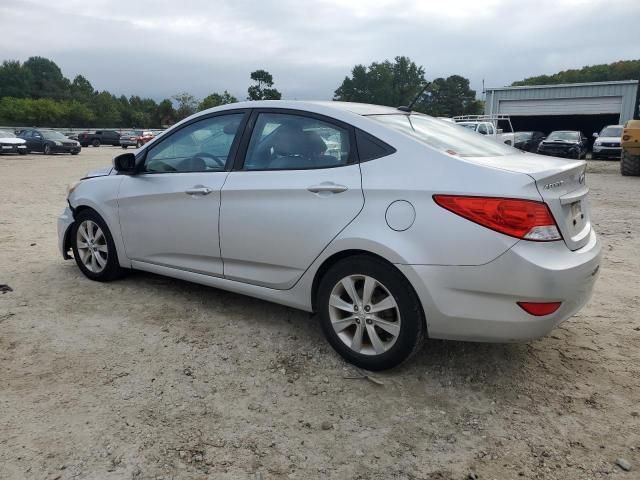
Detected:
[{"left": 1, "top": 0, "right": 638, "bottom": 101}]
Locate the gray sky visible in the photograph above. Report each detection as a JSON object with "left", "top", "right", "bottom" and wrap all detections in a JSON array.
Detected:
[{"left": 2, "top": 0, "right": 638, "bottom": 102}]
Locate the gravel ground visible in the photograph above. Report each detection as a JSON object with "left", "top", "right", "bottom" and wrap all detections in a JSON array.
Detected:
[{"left": 1, "top": 147, "right": 639, "bottom": 480}]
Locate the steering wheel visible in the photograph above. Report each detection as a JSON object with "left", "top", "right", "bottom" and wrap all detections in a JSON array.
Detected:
[{"left": 191, "top": 151, "right": 225, "bottom": 168}]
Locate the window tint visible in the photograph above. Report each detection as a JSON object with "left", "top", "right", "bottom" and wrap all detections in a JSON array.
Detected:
[
  {"left": 355, "top": 129, "right": 396, "bottom": 162},
  {"left": 477, "top": 124, "right": 488, "bottom": 135},
  {"left": 369, "top": 114, "right": 517, "bottom": 157},
  {"left": 243, "top": 113, "right": 351, "bottom": 170},
  {"left": 144, "top": 113, "right": 243, "bottom": 173}
]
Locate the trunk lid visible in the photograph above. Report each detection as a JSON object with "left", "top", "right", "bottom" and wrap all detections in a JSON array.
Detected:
[{"left": 464, "top": 153, "right": 590, "bottom": 250}]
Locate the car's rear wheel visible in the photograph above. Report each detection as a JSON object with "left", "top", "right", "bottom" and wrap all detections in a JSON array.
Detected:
[
  {"left": 71, "top": 210, "right": 124, "bottom": 282},
  {"left": 317, "top": 255, "right": 425, "bottom": 371},
  {"left": 92, "top": 139, "right": 100, "bottom": 147},
  {"left": 121, "top": 145, "right": 127, "bottom": 149}
]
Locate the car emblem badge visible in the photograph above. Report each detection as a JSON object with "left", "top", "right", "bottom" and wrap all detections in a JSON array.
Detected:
[{"left": 543, "top": 180, "right": 564, "bottom": 190}]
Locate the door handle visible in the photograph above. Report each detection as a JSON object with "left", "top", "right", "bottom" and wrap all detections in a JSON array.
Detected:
[
  {"left": 185, "top": 186, "right": 213, "bottom": 196},
  {"left": 307, "top": 183, "right": 348, "bottom": 194}
]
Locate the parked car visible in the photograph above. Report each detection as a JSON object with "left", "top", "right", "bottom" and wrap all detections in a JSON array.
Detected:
[
  {"left": 63, "top": 132, "right": 79, "bottom": 141},
  {"left": 537, "top": 131, "right": 588, "bottom": 159},
  {"left": 592, "top": 125, "right": 623, "bottom": 160},
  {"left": 454, "top": 115, "right": 516, "bottom": 146},
  {"left": 58, "top": 101, "right": 600, "bottom": 370},
  {"left": 514, "top": 131, "right": 545, "bottom": 152},
  {"left": 0, "top": 129, "right": 28, "bottom": 155},
  {"left": 120, "top": 130, "right": 154, "bottom": 149},
  {"left": 18, "top": 128, "right": 81, "bottom": 155},
  {"left": 78, "top": 130, "right": 121, "bottom": 147}
]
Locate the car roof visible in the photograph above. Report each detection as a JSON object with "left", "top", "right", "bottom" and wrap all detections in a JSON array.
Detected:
[{"left": 200, "top": 100, "right": 403, "bottom": 116}]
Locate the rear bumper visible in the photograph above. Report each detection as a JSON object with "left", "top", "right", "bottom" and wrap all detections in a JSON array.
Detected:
[
  {"left": 57, "top": 206, "right": 74, "bottom": 259},
  {"left": 398, "top": 229, "right": 601, "bottom": 342}
]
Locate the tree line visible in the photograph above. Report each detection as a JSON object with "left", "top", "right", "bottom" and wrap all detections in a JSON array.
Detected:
[
  {"left": 1, "top": 55, "right": 637, "bottom": 128},
  {"left": 0, "top": 57, "right": 282, "bottom": 128}
]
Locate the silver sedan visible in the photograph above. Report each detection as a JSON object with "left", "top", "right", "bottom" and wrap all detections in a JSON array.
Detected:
[{"left": 58, "top": 101, "right": 601, "bottom": 370}]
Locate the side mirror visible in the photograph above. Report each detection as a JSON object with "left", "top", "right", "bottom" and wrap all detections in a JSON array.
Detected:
[
  {"left": 592, "top": 132, "right": 599, "bottom": 138},
  {"left": 34, "top": 134, "right": 42, "bottom": 139},
  {"left": 113, "top": 152, "right": 137, "bottom": 174}
]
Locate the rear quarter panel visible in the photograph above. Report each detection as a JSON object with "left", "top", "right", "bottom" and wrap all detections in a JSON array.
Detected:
[{"left": 340, "top": 139, "right": 543, "bottom": 266}]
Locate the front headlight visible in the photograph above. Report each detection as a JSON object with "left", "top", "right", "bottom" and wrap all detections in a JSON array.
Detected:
[
  {"left": 593, "top": 140, "right": 601, "bottom": 146},
  {"left": 75, "top": 141, "right": 80, "bottom": 146},
  {"left": 66, "top": 180, "right": 81, "bottom": 197},
  {"left": 54, "top": 140, "right": 62, "bottom": 146}
]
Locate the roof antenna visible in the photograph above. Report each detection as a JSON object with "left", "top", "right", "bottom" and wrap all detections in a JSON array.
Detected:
[{"left": 398, "top": 82, "right": 431, "bottom": 112}]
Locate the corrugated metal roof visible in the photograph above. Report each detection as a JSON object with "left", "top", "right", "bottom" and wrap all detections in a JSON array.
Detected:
[{"left": 486, "top": 80, "right": 638, "bottom": 92}]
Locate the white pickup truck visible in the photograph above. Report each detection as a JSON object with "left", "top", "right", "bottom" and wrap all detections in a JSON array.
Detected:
[{"left": 453, "top": 115, "right": 516, "bottom": 146}]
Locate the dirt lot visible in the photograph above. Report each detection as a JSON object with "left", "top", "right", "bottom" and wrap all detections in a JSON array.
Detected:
[{"left": 1, "top": 147, "right": 639, "bottom": 480}]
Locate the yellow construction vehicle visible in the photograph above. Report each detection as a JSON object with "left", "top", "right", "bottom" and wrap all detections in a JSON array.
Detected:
[{"left": 621, "top": 119, "right": 640, "bottom": 176}]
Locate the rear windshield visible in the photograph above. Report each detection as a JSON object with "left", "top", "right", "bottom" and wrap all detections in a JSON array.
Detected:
[
  {"left": 368, "top": 114, "right": 516, "bottom": 157},
  {"left": 600, "top": 126, "right": 622, "bottom": 137},
  {"left": 547, "top": 131, "right": 579, "bottom": 141}
]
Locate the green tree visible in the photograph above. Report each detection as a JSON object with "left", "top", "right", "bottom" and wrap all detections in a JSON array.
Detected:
[
  {"left": 172, "top": 92, "right": 198, "bottom": 120},
  {"left": 0, "top": 60, "right": 32, "bottom": 98},
  {"left": 198, "top": 90, "right": 238, "bottom": 110},
  {"left": 512, "top": 60, "right": 640, "bottom": 86},
  {"left": 155, "top": 99, "right": 176, "bottom": 127},
  {"left": 93, "top": 91, "right": 122, "bottom": 126},
  {"left": 247, "top": 70, "right": 281, "bottom": 100},
  {"left": 70, "top": 75, "right": 95, "bottom": 104},
  {"left": 418, "top": 75, "right": 483, "bottom": 116},
  {"left": 22, "top": 56, "right": 70, "bottom": 100},
  {"left": 334, "top": 56, "right": 426, "bottom": 107}
]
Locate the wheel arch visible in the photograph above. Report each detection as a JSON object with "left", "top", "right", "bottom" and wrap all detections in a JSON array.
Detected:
[{"left": 310, "top": 249, "right": 426, "bottom": 329}]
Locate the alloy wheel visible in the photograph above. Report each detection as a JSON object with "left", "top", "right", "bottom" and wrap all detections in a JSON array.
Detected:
[
  {"left": 328, "top": 275, "right": 401, "bottom": 355},
  {"left": 76, "top": 220, "right": 108, "bottom": 273}
]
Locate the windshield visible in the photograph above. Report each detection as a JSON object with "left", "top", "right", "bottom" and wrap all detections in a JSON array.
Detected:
[
  {"left": 515, "top": 132, "right": 532, "bottom": 141},
  {"left": 547, "top": 131, "right": 579, "bottom": 141},
  {"left": 0, "top": 130, "right": 16, "bottom": 138},
  {"left": 369, "top": 114, "right": 517, "bottom": 157},
  {"left": 41, "top": 130, "right": 69, "bottom": 140},
  {"left": 600, "top": 126, "right": 622, "bottom": 137}
]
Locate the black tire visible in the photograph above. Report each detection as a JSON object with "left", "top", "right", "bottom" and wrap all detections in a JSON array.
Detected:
[
  {"left": 317, "top": 255, "right": 425, "bottom": 371},
  {"left": 43, "top": 143, "right": 52, "bottom": 155},
  {"left": 621, "top": 151, "right": 640, "bottom": 176},
  {"left": 92, "top": 139, "right": 101, "bottom": 147},
  {"left": 121, "top": 145, "right": 127, "bottom": 149},
  {"left": 81, "top": 143, "right": 89, "bottom": 148},
  {"left": 71, "top": 209, "right": 125, "bottom": 282},
  {"left": 71, "top": 151, "right": 79, "bottom": 155},
  {"left": 18, "top": 150, "right": 27, "bottom": 155}
]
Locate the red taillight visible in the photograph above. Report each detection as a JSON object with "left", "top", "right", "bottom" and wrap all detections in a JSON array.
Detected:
[
  {"left": 433, "top": 195, "right": 562, "bottom": 241},
  {"left": 517, "top": 302, "right": 562, "bottom": 316}
]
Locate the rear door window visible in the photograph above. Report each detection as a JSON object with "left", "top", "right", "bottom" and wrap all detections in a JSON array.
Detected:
[{"left": 242, "top": 113, "right": 351, "bottom": 170}]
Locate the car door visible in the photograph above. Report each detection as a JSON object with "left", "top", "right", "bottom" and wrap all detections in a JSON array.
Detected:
[
  {"left": 29, "top": 130, "right": 44, "bottom": 152},
  {"left": 219, "top": 110, "right": 364, "bottom": 289},
  {"left": 117, "top": 111, "right": 247, "bottom": 276}
]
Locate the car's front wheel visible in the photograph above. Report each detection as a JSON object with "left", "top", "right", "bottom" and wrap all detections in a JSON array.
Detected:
[
  {"left": 71, "top": 210, "right": 124, "bottom": 281},
  {"left": 317, "top": 255, "right": 425, "bottom": 371},
  {"left": 43, "top": 143, "right": 52, "bottom": 155}
]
